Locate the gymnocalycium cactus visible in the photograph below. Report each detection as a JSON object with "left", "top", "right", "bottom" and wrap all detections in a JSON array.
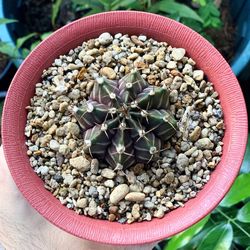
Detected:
[{"left": 73, "top": 70, "right": 177, "bottom": 169}]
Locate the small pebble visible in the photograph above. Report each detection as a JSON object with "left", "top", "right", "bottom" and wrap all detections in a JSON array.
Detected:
[
  {"left": 125, "top": 192, "right": 146, "bottom": 202},
  {"left": 110, "top": 184, "right": 129, "bottom": 204}
]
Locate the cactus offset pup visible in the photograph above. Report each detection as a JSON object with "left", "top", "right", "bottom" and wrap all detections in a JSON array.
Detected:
[{"left": 73, "top": 70, "right": 177, "bottom": 169}]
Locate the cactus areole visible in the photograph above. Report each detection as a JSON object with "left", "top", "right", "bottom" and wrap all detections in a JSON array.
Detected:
[{"left": 73, "top": 70, "right": 177, "bottom": 169}]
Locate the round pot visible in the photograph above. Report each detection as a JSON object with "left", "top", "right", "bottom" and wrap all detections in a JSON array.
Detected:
[{"left": 1, "top": 11, "right": 248, "bottom": 245}]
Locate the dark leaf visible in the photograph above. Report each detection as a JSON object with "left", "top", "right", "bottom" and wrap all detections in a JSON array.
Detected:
[
  {"left": 16, "top": 33, "right": 37, "bottom": 49},
  {"left": 197, "top": 223, "right": 233, "bottom": 250},
  {"left": 237, "top": 202, "right": 250, "bottom": 223},
  {"left": 165, "top": 215, "right": 210, "bottom": 250},
  {"left": 52, "top": 0, "right": 62, "bottom": 27},
  {"left": 220, "top": 174, "right": 250, "bottom": 207}
]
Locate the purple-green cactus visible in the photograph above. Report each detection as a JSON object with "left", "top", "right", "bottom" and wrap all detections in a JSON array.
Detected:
[{"left": 73, "top": 70, "right": 177, "bottom": 169}]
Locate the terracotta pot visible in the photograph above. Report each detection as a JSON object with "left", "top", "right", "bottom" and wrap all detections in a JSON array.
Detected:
[{"left": 1, "top": 11, "right": 248, "bottom": 246}]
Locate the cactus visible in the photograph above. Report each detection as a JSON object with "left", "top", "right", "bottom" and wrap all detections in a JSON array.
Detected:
[{"left": 73, "top": 70, "right": 177, "bottom": 169}]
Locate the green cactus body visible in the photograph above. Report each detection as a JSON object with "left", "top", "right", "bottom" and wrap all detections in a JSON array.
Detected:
[{"left": 73, "top": 70, "right": 177, "bottom": 169}]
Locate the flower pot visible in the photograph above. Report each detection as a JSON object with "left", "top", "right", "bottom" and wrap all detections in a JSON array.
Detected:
[{"left": 1, "top": 11, "right": 248, "bottom": 245}]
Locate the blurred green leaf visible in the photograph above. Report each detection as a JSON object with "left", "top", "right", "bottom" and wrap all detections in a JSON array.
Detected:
[
  {"left": 237, "top": 202, "right": 250, "bottom": 223},
  {"left": 16, "top": 33, "right": 37, "bottom": 49},
  {"left": 153, "top": 0, "right": 203, "bottom": 23},
  {"left": 21, "top": 48, "right": 31, "bottom": 58},
  {"left": 197, "top": 223, "right": 233, "bottom": 250},
  {"left": 29, "top": 41, "right": 40, "bottom": 51},
  {"left": 220, "top": 174, "right": 250, "bottom": 207},
  {"left": 232, "top": 221, "right": 250, "bottom": 247},
  {"left": 0, "top": 42, "right": 19, "bottom": 58},
  {"left": 240, "top": 134, "right": 250, "bottom": 173},
  {"left": 164, "top": 215, "right": 210, "bottom": 250},
  {"left": 40, "top": 32, "right": 53, "bottom": 40},
  {"left": 192, "top": 0, "right": 207, "bottom": 6},
  {"left": 52, "top": 0, "right": 62, "bottom": 27},
  {"left": 0, "top": 18, "right": 17, "bottom": 25}
]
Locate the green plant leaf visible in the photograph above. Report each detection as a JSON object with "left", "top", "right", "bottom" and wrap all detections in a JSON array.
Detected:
[
  {"left": 30, "top": 41, "right": 41, "bottom": 51},
  {"left": 178, "top": 220, "right": 215, "bottom": 250},
  {"left": 154, "top": 0, "right": 203, "bottom": 23},
  {"left": 192, "top": 0, "right": 207, "bottom": 6},
  {"left": 232, "top": 221, "right": 250, "bottom": 247},
  {"left": 0, "top": 42, "right": 19, "bottom": 58},
  {"left": 246, "top": 247, "right": 250, "bottom": 250},
  {"left": 220, "top": 174, "right": 250, "bottom": 207},
  {"left": 240, "top": 134, "right": 250, "bottom": 173},
  {"left": 0, "top": 18, "right": 17, "bottom": 25},
  {"left": 16, "top": 33, "right": 37, "bottom": 49},
  {"left": 197, "top": 223, "right": 233, "bottom": 250},
  {"left": 21, "top": 48, "right": 31, "bottom": 58},
  {"left": 164, "top": 215, "right": 210, "bottom": 250},
  {"left": 52, "top": 0, "right": 62, "bottom": 27},
  {"left": 40, "top": 32, "right": 53, "bottom": 40},
  {"left": 237, "top": 202, "right": 250, "bottom": 223}
]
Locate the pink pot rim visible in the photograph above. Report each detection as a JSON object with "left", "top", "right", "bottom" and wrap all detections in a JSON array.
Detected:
[{"left": 1, "top": 11, "right": 248, "bottom": 245}]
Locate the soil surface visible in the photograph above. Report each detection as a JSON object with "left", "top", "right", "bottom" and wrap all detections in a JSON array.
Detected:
[{"left": 17, "top": 0, "right": 235, "bottom": 62}]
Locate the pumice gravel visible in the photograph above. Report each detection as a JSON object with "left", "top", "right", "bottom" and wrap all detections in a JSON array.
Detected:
[{"left": 25, "top": 32, "right": 224, "bottom": 224}]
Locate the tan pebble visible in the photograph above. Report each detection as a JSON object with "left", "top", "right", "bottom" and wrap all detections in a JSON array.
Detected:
[
  {"left": 59, "top": 102, "right": 68, "bottom": 113},
  {"left": 128, "top": 53, "right": 139, "bottom": 60},
  {"left": 193, "top": 70, "right": 204, "bottom": 81},
  {"left": 143, "top": 54, "right": 155, "bottom": 63},
  {"left": 131, "top": 204, "right": 140, "bottom": 219},
  {"left": 86, "top": 48, "right": 99, "bottom": 56},
  {"left": 110, "top": 184, "right": 129, "bottom": 204},
  {"left": 216, "top": 121, "right": 224, "bottom": 129},
  {"left": 171, "top": 48, "right": 186, "bottom": 61},
  {"left": 125, "top": 192, "right": 145, "bottom": 202},
  {"left": 56, "top": 127, "right": 65, "bottom": 137},
  {"left": 108, "top": 214, "right": 116, "bottom": 222},
  {"left": 179, "top": 175, "right": 189, "bottom": 183},
  {"left": 154, "top": 208, "right": 165, "bottom": 218},
  {"left": 69, "top": 156, "right": 90, "bottom": 172},
  {"left": 65, "top": 122, "right": 80, "bottom": 136},
  {"left": 195, "top": 138, "right": 214, "bottom": 150},
  {"left": 59, "top": 145, "right": 69, "bottom": 155},
  {"left": 189, "top": 126, "right": 201, "bottom": 142},
  {"left": 166, "top": 201, "right": 174, "bottom": 209},
  {"left": 40, "top": 134, "right": 52, "bottom": 147},
  {"left": 67, "top": 63, "right": 81, "bottom": 70},
  {"left": 167, "top": 61, "right": 177, "bottom": 69},
  {"left": 120, "top": 58, "right": 127, "bottom": 65},
  {"left": 48, "top": 124, "right": 57, "bottom": 135},
  {"left": 174, "top": 193, "right": 184, "bottom": 201},
  {"left": 100, "top": 67, "right": 116, "bottom": 79},
  {"left": 76, "top": 198, "right": 88, "bottom": 208},
  {"left": 131, "top": 35, "right": 144, "bottom": 46},
  {"left": 101, "top": 168, "right": 116, "bottom": 179},
  {"left": 109, "top": 206, "right": 118, "bottom": 214},
  {"left": 134, "top": 61, "right": 148, "bottom": 70},
  {"left": 208, "top": 161, "right": 216, "bottom": 169},
  {"left": 164, "top": 172, "right": 175, "bottom": 184}
]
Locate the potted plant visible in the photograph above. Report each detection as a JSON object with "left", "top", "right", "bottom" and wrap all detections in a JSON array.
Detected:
[{"left": 1, "top": 11, "right": 247, "bottom": 247}]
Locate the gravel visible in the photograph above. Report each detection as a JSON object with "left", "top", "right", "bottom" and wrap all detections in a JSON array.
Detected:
[{"left": 25, "top": 32, "right": 224, "bottom": 224}]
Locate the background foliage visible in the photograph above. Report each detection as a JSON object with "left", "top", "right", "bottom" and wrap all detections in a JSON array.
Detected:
[{"left": 0, "top": 0, "right": 222, "bottom": 60}]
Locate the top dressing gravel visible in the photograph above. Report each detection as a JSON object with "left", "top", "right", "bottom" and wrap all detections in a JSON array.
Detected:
[{"left": 25, "top": 33, "right": 224, "bottom": 223}]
